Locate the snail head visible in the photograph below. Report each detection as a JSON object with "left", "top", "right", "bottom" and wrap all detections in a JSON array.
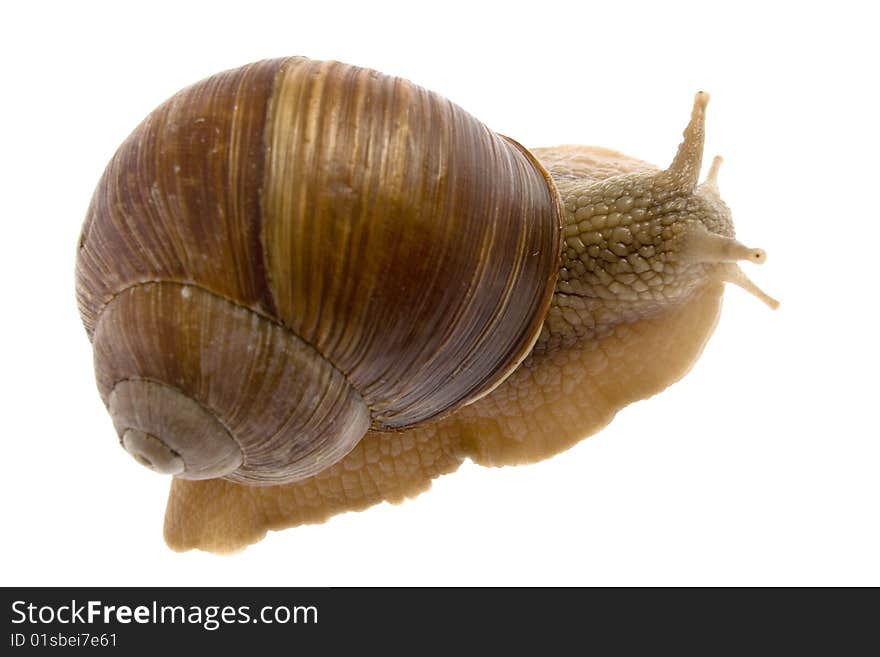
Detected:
[{"left": 563, "top": 92, "right": 779, "bottom": 310}]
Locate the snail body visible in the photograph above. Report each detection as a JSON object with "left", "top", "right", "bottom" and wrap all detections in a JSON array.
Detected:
[{"left": 76, "top": 57, "right": 776, "bottom": 552}]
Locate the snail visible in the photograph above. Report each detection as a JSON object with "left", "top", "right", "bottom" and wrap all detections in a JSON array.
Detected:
[{"left": 76, "top": 57, "right": 777, "bottom": 553}]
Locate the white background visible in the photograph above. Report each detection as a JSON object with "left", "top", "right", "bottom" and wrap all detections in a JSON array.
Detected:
[{"left": 1, "top": 0, "right": 877, "bottom": 586}]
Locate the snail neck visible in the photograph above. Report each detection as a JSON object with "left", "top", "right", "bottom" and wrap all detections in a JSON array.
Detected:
[{"left": 536, "top": 169, "right": 718, "bottom": 351}]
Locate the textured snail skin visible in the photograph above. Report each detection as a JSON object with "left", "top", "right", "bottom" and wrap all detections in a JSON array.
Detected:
[{"left": 76, "top": 58, "right": 776, "bottom": 553}]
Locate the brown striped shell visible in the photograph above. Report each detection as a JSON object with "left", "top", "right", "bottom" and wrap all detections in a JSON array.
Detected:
[{"left": 76, "top": 57, "right": 563, "bottom": 485}]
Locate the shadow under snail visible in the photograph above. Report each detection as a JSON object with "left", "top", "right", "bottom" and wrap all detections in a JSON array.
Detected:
[{"left": 75, "top": 57, "right": 778, "bottom": 553}]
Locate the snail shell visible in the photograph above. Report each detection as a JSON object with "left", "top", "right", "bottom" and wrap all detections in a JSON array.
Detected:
[{"left": 77, "top": 57, "right": 562, "bottom": 484}]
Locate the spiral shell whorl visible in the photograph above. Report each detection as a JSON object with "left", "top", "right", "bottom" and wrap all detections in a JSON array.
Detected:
[
  {"left": 93, "top": 283, "right": 370, "bottom": 483},
  {"left": 76, "top": 57, "right": 562, "bottom": 483}
]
